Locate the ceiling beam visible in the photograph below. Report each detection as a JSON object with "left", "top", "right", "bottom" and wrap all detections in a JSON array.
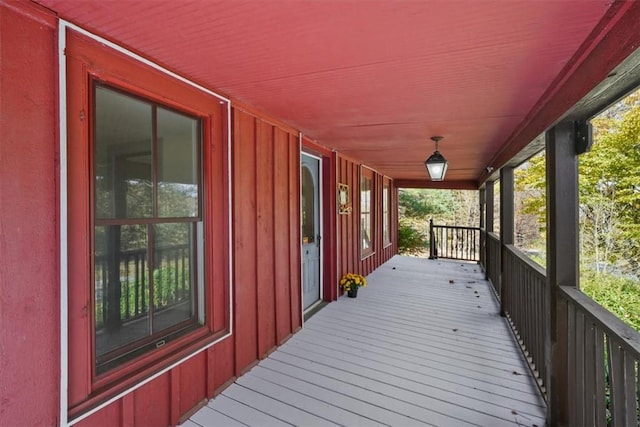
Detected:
[{"left": 395, "top": 179, "right": 478, "bottom": 190}]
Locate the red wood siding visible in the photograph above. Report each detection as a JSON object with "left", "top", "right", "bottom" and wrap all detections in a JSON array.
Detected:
[
  {"left": 337, "top": 155, "right": 397, "bottom": 283},
  {"left": 64, "top": 107, "right": 304, "bottom": 426},
  {"left": 0, "top": 5, "right": 394, "bottom": 426},
  {"left": 0, "top": 2, "right": 59, "bottom": 426},
  {"left": 232, "top": 110, "right": 302, "bottom": 377}
]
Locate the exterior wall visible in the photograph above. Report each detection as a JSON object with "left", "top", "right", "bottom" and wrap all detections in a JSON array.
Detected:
[
  {"left": 73, "top": 108, "right": 303, "bottom": 426},
  {"left": 0, "top": 2, "right": 395, "bottom": 426},
  {"left": 337, "top": 155, "right": 397, "bottom": 280},
  {"left": 0, "top": 2, "right": 59, "bottom": 425},
  {"left": 230, "top": 108, "right": 302, "bottom": 375}
]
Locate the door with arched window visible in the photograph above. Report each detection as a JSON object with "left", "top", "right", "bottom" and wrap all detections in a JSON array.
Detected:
[{"left": 301, "top": 153, "right": 321, "bottom": 310}]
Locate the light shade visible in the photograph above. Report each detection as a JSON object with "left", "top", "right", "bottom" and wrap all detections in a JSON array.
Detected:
[{"left": 425, "top": 150, "right": 448, "bottom": 181}]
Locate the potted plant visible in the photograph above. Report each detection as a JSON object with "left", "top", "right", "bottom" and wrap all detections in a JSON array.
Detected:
[{"left": 339, "top": 273, "right": 367, "bottom": 298}]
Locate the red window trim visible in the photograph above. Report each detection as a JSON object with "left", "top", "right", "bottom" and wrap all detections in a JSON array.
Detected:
[
  {"left": 360, "top": 166, "right": 375, "bottom": 259},
  {"left": 382, "top": 177, "right": 392, "bottom": 248},
  {"left": 66, "top": 30, "right": 230, "bottom": 418}
]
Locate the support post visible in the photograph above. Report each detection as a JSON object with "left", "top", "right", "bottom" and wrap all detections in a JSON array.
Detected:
[
  {"left": 546, "top": 121, "right": 579, "bottom": 427},
  {"left": 499, "top": 167, "right": 514, "bottom": 317},
  {"left": 428, "top": 218, "right": 436, "bottom": 259}
]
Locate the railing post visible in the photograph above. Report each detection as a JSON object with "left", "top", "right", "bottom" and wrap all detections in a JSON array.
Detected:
[
  {"left": 546, "top": 121, "right": 579, "bottom": 427},
  {"left": 500, "top": 167, "right": 514, "bottom": 318},
  {"left": 428, "top": 218, "right": 436, "bottom": 259}
]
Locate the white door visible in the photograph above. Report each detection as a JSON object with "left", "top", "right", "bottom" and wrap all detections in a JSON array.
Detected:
[{"left": 301, "top": 154, "right": 321, "bottom": 310}]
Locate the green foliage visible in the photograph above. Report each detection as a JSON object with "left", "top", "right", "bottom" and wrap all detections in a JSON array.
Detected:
[
  {"left": 581, "top": 268, "right": 640, "bottom": 331},
  {"left": 397, "top": 220, "right": 428, "bottom": 255},
  {"left": 515, "top": 152, "right": 546, "bottom": 219},
  {"left": 95, "top": 263, "right": 191, "bottom": 329},
  {"left": 515, "top": 89, "right": 640, "bottom": 330},
  {"left": 398, "top": 189, "right": 455, "bottom": 219},
  {"left": 153, "top": 264, "right": 190, "bottom": 308}
]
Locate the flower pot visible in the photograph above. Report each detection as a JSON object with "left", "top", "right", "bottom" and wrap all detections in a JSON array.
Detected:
[{"left": 347, "top": 288, "right": 358, "bottom": 298}]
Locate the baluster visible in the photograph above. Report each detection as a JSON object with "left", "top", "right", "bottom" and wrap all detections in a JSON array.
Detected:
[
  {"left": 593, "top": 328, "right": 607, "bottom": 426},
  {"left": 134, "top": 253, "right": 139, "bottom": 316},
  {"left": 124, "top": 253, "right": 130, "bottom": 319},
  {"left": 173, "top": 247, "right": 179, "bottom": 304},
  {"left": 141, "top": 251, "right": 146, "bottom": 312},
  {"left": 181, "top": 246, "right": 186, "bottom": 301},
  {"left": 575, "top": 311, "right": 586, "bottom": 426}
]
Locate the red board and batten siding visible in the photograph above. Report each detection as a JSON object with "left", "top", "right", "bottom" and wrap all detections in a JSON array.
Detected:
[
  {"left": 231, "top": 108, "right": 302, "bottom": 376},
  {"left": 0, "top": 2, "right": 59, "bottom": 426},
  {"left": 74, "top": 108, "right": 303, "bottom": 425},
  {"left": 337, "top": 155, "right": 397, "bottom": 282},
  {"left": 0, "top": 2, "right": 390, "bottom": 426}
]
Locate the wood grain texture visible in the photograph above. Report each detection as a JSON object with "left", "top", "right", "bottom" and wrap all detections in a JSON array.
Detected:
[
  {"left": 337, "top": 156, "right": 396, "bottom": 291},
  {"left": 233, "top": 110, "right": 302, "bottom": 375},
  {"left": 193, "top": 256, "right": 546, "bottom": 427}
]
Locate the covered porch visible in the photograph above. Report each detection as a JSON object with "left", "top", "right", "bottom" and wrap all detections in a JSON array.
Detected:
[{"left": 187, "top": 256, "right": 546, "bottom": 427}]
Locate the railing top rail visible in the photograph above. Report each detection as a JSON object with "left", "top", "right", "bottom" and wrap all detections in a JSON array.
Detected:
[
  {"left": 504, "top": 244, "right": 547, "bottom": 280},
  {"left": 560, "top": 285, "right": 640, "bottom": 357},
  {"left": 486, "top": 231, "right": 500, "bottom": 241},
  {"left": 432, "top": 224, "right": 481, "bottom": 231}
]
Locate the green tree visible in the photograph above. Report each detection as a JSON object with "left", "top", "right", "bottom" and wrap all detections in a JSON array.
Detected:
[
  {"left": 514, "top": 89, "right": 640, "bottom": 330},
  {"left": 398, "top": 189, "right": 455, "bottom": 219},
  {"left": 397, "top": 189, "right": 479, "bottom": 255}
]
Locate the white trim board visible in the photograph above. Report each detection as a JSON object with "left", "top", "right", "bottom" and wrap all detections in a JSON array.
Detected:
[{"left": 58, "top": 19, "right": 234, "bottom": 426}]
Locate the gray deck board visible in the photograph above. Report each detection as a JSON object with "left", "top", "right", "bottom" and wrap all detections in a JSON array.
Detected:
[{"left": 188, "top": 256, "right": 546, "bottom": 427}]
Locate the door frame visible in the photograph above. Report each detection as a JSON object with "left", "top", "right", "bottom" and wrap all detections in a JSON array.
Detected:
[
  {"left": 300, "top": 136, "right": 339, "bottom": 318},
  {"left": 301, "top": 151, "right": 324, "bottom": 314}
]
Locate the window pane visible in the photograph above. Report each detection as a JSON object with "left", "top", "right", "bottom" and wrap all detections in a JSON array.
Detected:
[
  {"left": 157, "top": 108, "right": 200, "bottom": 218},
  {"left": 94, "top": 224, "right": 150, "bottom": 360},
  {"left": 301, "top": 167, "right": 315, "bottom": 244},
  {"left": 383, "top": 184, "right": 390, "bottom": 244},
  {"left": 95, "top": 86, "right": 153, "bottom": 219},
  {"left": 152, "top": 223, "right": 196, "bottom": 332},
  {"left": 361, "top": 175, "right": 372, "bottom": 252}
]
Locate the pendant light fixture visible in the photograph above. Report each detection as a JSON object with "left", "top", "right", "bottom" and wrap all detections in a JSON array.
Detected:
[{"left": 424, "top": 136, "right": 448, "bottom": 181}]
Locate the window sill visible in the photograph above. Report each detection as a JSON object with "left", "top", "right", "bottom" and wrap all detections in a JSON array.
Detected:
[
  {"left": 69, "top": 327, "right": 229, "bottom": 422},
  {"left": 360, "top": 250, "right": 376, "bottom": 261}
]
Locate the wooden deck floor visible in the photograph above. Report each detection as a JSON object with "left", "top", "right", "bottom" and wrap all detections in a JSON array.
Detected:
[{"left": 187, "top": 256, "right": 546, "bottom": 427}]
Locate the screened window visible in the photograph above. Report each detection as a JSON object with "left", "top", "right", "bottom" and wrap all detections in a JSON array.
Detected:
[
  {"left": 93, "top": 84, "right": 203, "bottom": 373},
  {"left": 361, "top": 168, "right": 374, "bottom": 256},
  {"left": 383, "top": 179, "right": 391, "bottom": 246}
]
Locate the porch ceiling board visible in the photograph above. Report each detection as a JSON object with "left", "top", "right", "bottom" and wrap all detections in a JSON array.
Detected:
[
  {"left": 190, "top": 256, "right": 546, "bottom": 427},
  {"left": 39, "top": 0, "right": 620, "bottom": 186}
]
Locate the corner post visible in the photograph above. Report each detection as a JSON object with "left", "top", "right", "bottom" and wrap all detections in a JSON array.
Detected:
[
  {"left": 546, "top": 121, "right": 579, "bottom": 426},
  {"left": 499, "top": 167, "right": 514, "bottom": 317}
]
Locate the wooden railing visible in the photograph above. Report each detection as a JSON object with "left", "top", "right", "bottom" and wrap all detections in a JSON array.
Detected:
[
  {"left": 95, "top": 244, "right": 191, "bottom": 329},
  {"left": 489, "top": 238, "right": 640, "bottom": 426},
  {"left": 486, "top": 232, "right": 501, "bottom": 296},
  {"left": 503, "top": 244, "right": 547, "bottom": 394},
  {"left": 429, "top": 220, "right": 480, "bottom": 261},
  {"left": 559, "top": 287, "right": 640, "bottom": 427}
]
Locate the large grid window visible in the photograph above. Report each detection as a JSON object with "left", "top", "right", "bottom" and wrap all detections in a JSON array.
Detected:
[
  {"left": 67, "top": 32, "right": 229, "bottom": 414},
  {"left": 383, "top": 178, "right": 391, "bottom": 246},
  {"left": 361, "top": 168, "right": 374, "bottom": 257},
  {"left": 93, "top": 84, "right": 204, "bottom": 373}
]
